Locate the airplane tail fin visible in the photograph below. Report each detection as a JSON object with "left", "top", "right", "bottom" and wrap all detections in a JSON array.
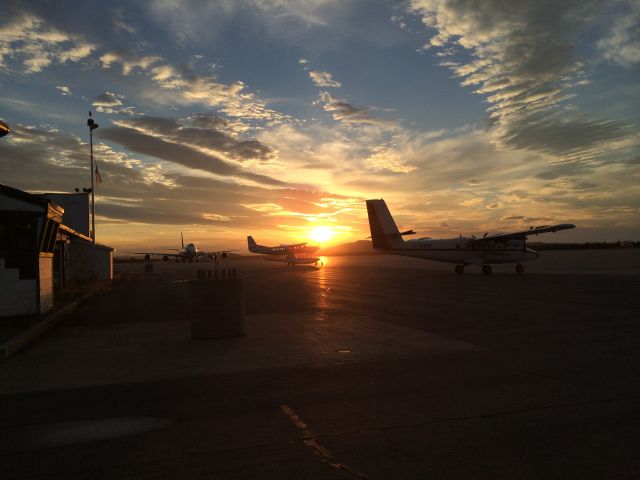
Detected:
[
  {"left": 181, "top": 232, "right": 184, "bottom": 249},
  {"left": 247, "top": 236, "right": 259, "bottom": 253},
  {"left": 366, "top": 199, "right": 405, "bottom": 250}
]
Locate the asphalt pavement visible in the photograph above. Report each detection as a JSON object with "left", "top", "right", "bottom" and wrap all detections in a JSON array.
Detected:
[{"left": 0, "top": 250, "right": 639, "bottom": 479}]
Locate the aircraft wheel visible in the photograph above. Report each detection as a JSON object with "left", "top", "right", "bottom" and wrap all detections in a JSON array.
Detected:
[
  {"left": 455, "top": 265, "right": 464, "bottom": 274},
  {"left": 482, "top": 265, "right": 492, "bottom": 275},
  {"left": 516, "top": 264, "right": 524, "bottom": 274}
]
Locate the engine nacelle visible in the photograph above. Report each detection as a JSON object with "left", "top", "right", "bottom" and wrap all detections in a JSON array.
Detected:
[
  {"left": 144, "top": 254, "right": 151, "bottom": 261},
  {"left": 162, "top": 255, "right": 169, "bottom": 262}
]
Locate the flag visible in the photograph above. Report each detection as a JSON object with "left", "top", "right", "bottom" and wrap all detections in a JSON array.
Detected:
[{"left": 95, "top": 162, "right": 103, "bottom": 184}]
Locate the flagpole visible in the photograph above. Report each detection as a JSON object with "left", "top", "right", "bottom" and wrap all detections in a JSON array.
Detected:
[{"left": 87, "top": 112, "right": 99, "bottom": 245}]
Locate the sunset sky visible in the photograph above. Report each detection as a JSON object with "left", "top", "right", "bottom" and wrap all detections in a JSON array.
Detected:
[{"left": 1, "top": 0, "right": 639, "bottom": 253}]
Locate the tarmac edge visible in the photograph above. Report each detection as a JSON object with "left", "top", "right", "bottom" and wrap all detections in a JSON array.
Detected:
[{"left": 0, "top": 285, "right": 110, "bottom": 362}]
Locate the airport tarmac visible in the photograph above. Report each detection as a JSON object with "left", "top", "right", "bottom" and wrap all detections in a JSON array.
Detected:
[{"left": 0, "top": 250, "right": 638, "bottom": 479}]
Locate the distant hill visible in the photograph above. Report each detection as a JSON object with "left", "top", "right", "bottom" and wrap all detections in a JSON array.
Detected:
[{"left": 319, "top": 240, "right": 381, "bottom": 256}]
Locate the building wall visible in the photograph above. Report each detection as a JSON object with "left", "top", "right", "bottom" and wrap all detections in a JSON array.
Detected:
[
  {"left": 39, "top": 255, "right": 54, "bottom": 313},
  {"left": 43, "top": 193, "right": 89, "bottom": 237},
  {"left": 0, "top": 257, "right": 37, "bottom": 316},
  {"left": 67, "top": 239, "right": 113, "bottom": 282}
]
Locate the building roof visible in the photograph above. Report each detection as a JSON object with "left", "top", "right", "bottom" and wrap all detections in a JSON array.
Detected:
[
  {"left": 58, "top": 224, "right": 114, "bottom": 251},
  {"left": 0, "top": 183, "right": 64, "bottom": 217}
]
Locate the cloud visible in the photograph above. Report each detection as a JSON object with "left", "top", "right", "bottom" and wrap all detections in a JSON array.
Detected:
[
  {"left": 459, "top": 197, "right": 484, "bottom": 207},
  {"left": 96, "top": 52, "right": 290, "bottom": 125},
  {"left": 92, "top": 92, "right": 136, "bottom": 116},
  {"left": 366, "top": 146, "right": 416, "bottom": 173},
  {"left": 408, "top": 0, "right": 635, "bottom": 160},
  {"left": 98, "top": 125, "right": 284, "bottom": 186},
  {"left": 56, "top": 85, "right": 71, "bottom": 95},
  {"left": 499, "top": 113, "right": 633, "bottom": 161},
  {"left": 147, "top": 0, "right": 338, "bottom": 44},
  {"left": 308, "top": 70, "right": 342, "bottom": 88},
  {"left": 598, "top": 2, "right": 640, "bottom": 66},
  {"left": 0, "top": 123, "right": 359, "bottom": 244},
  {"left": 93, "top": 92, "right": 123, "bottom": 107},
  {"left": 113, "top": 116, "right": 275, "bottom": 163},
  {"left": 0, "top": 123, "right": 177, "bottom": 194},
  {"left": 0, "top": 10, "right": 96, "bottom": 73},
  {"left": 317, "top": 91, "right": 397, "bottom": 126},
  {"left": 99, "top": 51, "right": 163, "bottom": 74}
]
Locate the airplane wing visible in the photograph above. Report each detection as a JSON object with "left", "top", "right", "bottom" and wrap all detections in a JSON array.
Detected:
[
  {"left": 133, "top": 252, "right": 183, "bottom": 258},
  {"left": 472, "top": 224, "right": 575, "bottom": 243},
  {"left": 202, "top": 250, "right": 238, "bottom": 255}
]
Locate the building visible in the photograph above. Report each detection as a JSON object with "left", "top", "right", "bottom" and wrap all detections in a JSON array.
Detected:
[{"left": 0, "top": 184, "right": 113, "bottom": 317}]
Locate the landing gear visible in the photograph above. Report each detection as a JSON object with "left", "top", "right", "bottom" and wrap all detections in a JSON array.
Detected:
[
  {"left": 516, "top": 264, "right": 524, "bottom": 274},
  {"left": 482, "top": 265, "right": 492, "bottom": 275},
  {"left": 455, "top": 264, "right": 464, "bottom": 274}
]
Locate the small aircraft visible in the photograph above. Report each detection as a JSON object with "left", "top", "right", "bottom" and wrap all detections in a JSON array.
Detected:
[
  {"left": 135, "top": 233, "right": 236, "bottom": 263},
  {"left": 247, "top": 236, "right": 322, "bottom": 266},
  {"left": 366, "top": 199, "right": 575, "bottom": 274}
]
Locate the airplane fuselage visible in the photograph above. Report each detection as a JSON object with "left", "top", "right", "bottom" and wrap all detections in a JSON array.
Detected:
[
  {"left": 247, "top": 236, "right": 321, "bottom": 266},
  {"left": 179, "top": 243, "right": 198, "bottom": 259},
  {"left": 381, "top": 237, "right": 539, "bottom": 265}
]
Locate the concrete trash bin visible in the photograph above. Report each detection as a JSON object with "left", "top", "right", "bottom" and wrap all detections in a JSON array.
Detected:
[{"left": 190, "top": 278, "right": 245, "bottom": 339}]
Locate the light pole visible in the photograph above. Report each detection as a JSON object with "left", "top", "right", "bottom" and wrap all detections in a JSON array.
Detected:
[{"left": 87, "top": 112, "right": 99, "bottom": 245}]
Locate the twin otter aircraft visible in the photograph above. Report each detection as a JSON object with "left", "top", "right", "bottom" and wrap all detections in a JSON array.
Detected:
[
  {"left": 247, "top": 236, "right": 321, "bottom": 266},
  {"left": 366, "top": 199, "right": 575, "bottom": 274}
]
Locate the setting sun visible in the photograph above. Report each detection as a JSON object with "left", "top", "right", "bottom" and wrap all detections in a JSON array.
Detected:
[{"left": 309, "top": 226, "right": 335, "bottom": 244}]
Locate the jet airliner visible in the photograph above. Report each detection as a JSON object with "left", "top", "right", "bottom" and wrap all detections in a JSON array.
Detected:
[
  {"left": 136, "top": 233, "right": 235, "bottom": 262},
  {"left": 366, "top": 199, "right": 575, "bottom": 274}
]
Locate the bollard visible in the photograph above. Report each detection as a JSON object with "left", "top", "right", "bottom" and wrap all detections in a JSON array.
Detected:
[{"left": 190, "top": 277, "right": 245, "bottom": 339}]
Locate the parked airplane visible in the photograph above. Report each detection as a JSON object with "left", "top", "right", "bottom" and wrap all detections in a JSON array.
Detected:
[
  {"left": 136, "top": 233, "right": 235, "bottom": 263},
  {"left": 247, "top": 236, "right": 322, "bottom": 266},
  {"left": 366, "top": 199, "right": 575, "bottom": 274}
]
